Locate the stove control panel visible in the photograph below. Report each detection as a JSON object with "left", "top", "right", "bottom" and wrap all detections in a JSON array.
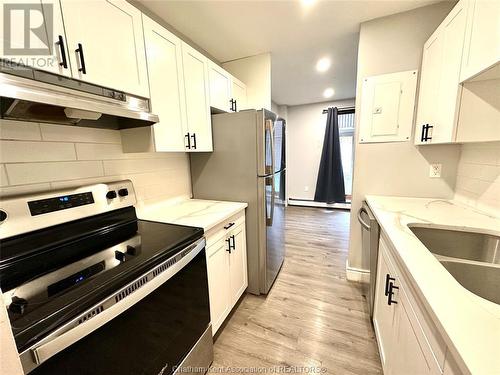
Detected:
[
  {"left": 0, "top": 180, "right": 136, "bottom": 240},
  {"left": 28, "top": 192, "right": 95, "bottom": 216}
]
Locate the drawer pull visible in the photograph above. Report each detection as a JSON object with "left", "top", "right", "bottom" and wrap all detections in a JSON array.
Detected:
[
  {"left": 224, "top": 222, "right": 235, "bottom": 230},
  {"left": 385, "top": 274, "right": 395, "bottom": 296},
  {"left": 387, "top": 282, "right": 399, "bottom": 305}
]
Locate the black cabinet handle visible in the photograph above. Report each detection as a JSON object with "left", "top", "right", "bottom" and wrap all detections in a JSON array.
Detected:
[
  {"left": 75, "top": 43, "right": 86, "bottom": 74},
  {"left": 191, "top": 133, "right": 197, "bottom": 150},
  {"left": 424, "top": 124, "right": 433, "bottom": 141},
  {"left": 384, "top": 274, "right": 395, "bottom": 296},
  {"left": 420, "top": 124, "right": 426, "bottom": 142},
  {"left": 224, "top": 222, "right": 235, "bottom": 230},
  {"left": 234, "top": 99, "right": 237, "bottom": 112},
  {"left": 230, "top": 235, "right": 236, "bottom": 250},
  {"left": 57, "top": 35, "right": 68, "bottom": 69},
  {"left": 184, "top": 133, "right": 191, "bottom": 149},
  {"left": 229, "top": 99, "right": 235, "bottom": 112},
  {"left": 226, "top": 238, "right": 232, "bottom": 254},
  {"left": 387, "top": 282, "right": 399, "bottom": 305}
]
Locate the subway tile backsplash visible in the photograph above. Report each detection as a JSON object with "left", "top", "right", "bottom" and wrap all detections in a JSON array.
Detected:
[
  {"left": 454, "top": 142, "right": 500, "bottom": 216},
  {"left": 0, "top": 119, "right": 192, "bottom": 203}
]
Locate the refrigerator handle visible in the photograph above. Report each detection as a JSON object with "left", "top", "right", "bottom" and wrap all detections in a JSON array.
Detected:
[
  {"left": 265, "top": 119, "right": 275, "bottom": 175},
  {"left": 265, "top": 175, "right": 275, "bottom": 227}
]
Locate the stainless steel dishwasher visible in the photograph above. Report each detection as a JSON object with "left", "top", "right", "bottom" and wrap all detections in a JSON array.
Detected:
[{"left": 357, "top": 201, "right": 380, "bottom": 317}]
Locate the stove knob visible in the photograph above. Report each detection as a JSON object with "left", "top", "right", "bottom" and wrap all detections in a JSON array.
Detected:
[
  {"left": 115, "top": 250, "right": 126, "bottom": 262},
  {"left": 9, "top": 297, "right": 28, "bottom": 314},
  {"left": 106, "top": 190, "right": 117, "bottom": 199},
  {"left": 118, "top": 188, "right": 129, "bottom": 197},
  {"left": 0, "top": 210, "right": 7, "bottom": 222},
  {"left": 126, "top": 245, "right": 137, "bottom": 256}
]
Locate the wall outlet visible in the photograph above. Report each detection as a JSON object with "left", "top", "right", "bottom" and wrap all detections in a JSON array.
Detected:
[
  {"left": 304, "top": 186, "right": 309, "bottom": 192},
  {"left": 429, "top": 163, "right": 442, "bottom": 178}
]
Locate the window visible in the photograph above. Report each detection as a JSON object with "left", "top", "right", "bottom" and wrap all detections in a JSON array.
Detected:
[{"left": 338, "top": 109, "right": 355, "bottom": 199}]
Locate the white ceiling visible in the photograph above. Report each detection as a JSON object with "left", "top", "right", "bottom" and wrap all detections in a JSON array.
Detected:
[{"left": 137, "top": 0, "right": 439, "bottom": 106}]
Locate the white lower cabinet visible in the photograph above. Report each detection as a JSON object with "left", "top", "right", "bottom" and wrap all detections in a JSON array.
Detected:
[
  {"left": 205, "top": 210, "right": 247, "bottom": 335},
  {"left": 207, "top": 238, "right": 231, "bottom": 333},
  {"left": 374, "top": 235, "right": 451, "bottom": 375}
]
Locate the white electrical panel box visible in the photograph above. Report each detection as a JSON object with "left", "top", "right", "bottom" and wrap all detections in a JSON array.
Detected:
[{"left": 359, "top": 70, "right": 418, "bottom": 143}]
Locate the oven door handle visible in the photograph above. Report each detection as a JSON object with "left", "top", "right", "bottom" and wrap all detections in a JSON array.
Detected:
[{"left": 30, "top": 238, "right": 206, "bottom": 366}]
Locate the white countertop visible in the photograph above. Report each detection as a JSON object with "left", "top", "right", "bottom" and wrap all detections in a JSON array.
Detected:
[
  {"left": 137, "top": 198, "right": 248, "bottom": 232},
  {"left": 365, "top": 196, "right": 500, "bottom": 375}
]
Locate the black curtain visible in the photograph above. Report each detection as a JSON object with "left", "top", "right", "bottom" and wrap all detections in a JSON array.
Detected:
[{"left": 314, "top": 107, "right": 346, "bottom": 203}]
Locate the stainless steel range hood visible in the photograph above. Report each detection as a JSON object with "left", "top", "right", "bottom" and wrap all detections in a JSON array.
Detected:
[{"left": 0, "top": 66, "right": 158, "bottom": 129}]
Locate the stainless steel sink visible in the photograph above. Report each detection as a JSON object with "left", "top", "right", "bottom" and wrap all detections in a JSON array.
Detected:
[
  {"left": 409, "top": 225, "right": 500, "bottom": 305},
  {"left": 440, "top": 261, "right": 500, "bottom": 305},
  {"left": 409, "top": 226, "right": 500, "bottom": 264}
]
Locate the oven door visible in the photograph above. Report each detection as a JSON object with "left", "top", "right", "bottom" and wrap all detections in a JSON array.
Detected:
[{"left": 22, "top": 239, "right": 212, "bottom": 375}]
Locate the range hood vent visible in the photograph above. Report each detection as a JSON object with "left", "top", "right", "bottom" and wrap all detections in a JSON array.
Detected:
[{"left": 0, "top": 65, "right": 158, "bottom": 129}]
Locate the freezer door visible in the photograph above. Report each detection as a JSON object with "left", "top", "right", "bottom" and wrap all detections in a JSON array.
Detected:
[{"left": 261, "top": 170, "right": 286, "bottom": 294}]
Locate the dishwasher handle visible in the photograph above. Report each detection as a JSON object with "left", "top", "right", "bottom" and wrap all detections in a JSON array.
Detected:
[{"left": 357, "top": 207, "right": 371, "bottom": 231}]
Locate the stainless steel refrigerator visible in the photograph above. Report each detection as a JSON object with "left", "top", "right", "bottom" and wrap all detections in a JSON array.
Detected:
[{"left": 190, "top": 109, "right": 286, "bottom": 295}]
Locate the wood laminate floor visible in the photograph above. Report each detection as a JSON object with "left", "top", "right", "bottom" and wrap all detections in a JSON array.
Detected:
[{"left": 212, "top": 206, "right": 382, "bottom": 375}]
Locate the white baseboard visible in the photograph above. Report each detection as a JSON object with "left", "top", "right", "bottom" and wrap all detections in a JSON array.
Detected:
[
  {"left": 345, "top": 260, "right": 370, "bottom": 283},
  {"left": 288, "top": 199, "right": 351, "bottom": 210}
]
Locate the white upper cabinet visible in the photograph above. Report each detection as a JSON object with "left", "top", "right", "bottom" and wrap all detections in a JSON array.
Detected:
[
  {"left": 208, "top": 62, "right": 248, "bottom": 113},
  {"left": 460, "top": 0, "right": 500, "bottom": 82},
  {"left": 0, "top": 0, "right": 72, "bottom": 77},
  {"left": 415, "top": 0, "right": 467, "bottom": 145},
  {"left": 142, "top": 15, "right": 187, "bottom": 152},
  {"left": 231, "top": 76, "right": 248, "bottom": 112},
  {"left": 209, "top": 62, "right": 232, "bottom": 112},
  {"left": 181, "top": 42, "right": 212, "bottom": 152},
  {"left": 59, "top": 0, "right": 149, "bottom": 97}
]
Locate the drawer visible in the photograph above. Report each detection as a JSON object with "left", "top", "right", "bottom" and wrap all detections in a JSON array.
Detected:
[{"left": 205, "top": 210, "right": 245, "bottom": 249}]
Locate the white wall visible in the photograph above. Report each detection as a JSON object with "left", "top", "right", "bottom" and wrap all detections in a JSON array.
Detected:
[
  {"left": 0, "top": 119, "right": 192, "bottom": 203},
  {"left": 223, "top": 53, "right": 272, "bottom": 111},
  {"left": 454, "top": 142, "right": 500, "bottom": 216},
  {"left": 348, "top": 2, "right": 460, "bottom": 271},
  {"left": 287, "top": 99, "right": 355, "bottom": 201}
]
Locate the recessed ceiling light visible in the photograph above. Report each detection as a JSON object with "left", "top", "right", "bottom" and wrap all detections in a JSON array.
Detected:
[
  {"left": 316, "top": 57, "right": 331, "bottom": 73},
  {"left": 323, "top": 88, "right": 334, "bottom": 98},
  {"left": 301, "top": 0, "right": 316, "bottom": 6}
]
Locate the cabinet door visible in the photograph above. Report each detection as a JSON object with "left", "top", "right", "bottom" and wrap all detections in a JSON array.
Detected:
[
  {"left": 228, "top": 225, "right": 248, "bottom": 305},
  {"left": 181, "top": 42, "right": 212, "bottom": 152},
  {"left": 209, "top": 62, "right": 232, "bottom": 112},
  {"left": 231, "top": 77, "right": 248, "bottom": 112},
  {"left": 415, "top": 31, "right": 443, "bottom": 145},
  {"left": 373, "top": 241, "right": 397, "bottom": 371},
  {"left": 60, "top": 0, "right": 149, "bottom": 97},
  {"left": 415, "top": 1, "right": 467, "bottom": 145},
  {"left": 0, "top": 0, "right": 71, "bottom": 77},
  {"left": 143, "top": 15, "right": 187, "bottom": 152},
  {"left": 460, "top": 0, "right": 500, "bottom": 81},
  {"left": 390, "top": 285, "right": 439, "bottom": 375},
  {"left": 433, "top": 0, "right": 467, "bottom": 143},
  {"left": 206, "top": 241, "right": 231, "bottom": 336}
]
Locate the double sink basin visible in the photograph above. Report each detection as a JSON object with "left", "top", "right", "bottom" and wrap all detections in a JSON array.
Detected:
[{"left": 409, "top": 226, "right": 500, "bottom": 305}]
